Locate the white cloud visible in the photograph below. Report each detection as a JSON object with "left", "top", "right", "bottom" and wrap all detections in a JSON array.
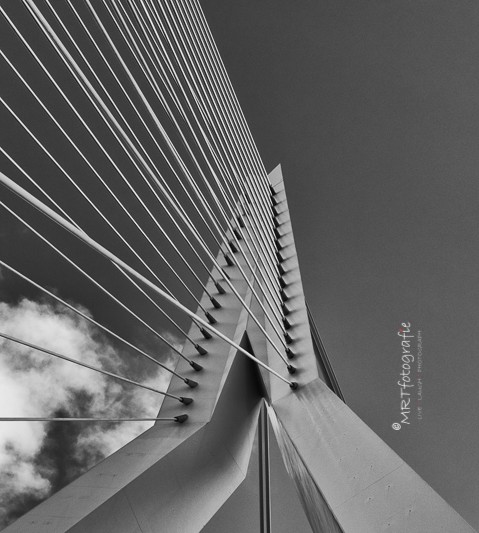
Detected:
[{"left": 0, "top": 297, "right": 175, "bottom": 526}]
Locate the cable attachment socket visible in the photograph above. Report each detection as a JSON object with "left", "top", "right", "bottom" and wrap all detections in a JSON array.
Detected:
[
  {"left": 179, "top": 397, "right": 194, "bottom": 405},
  {"left": 205, "top": 311, "right": 217, "bottom": 324},
  {"left": 189, "top": 361, "right": 203, "bottom": 372},
  {"left": 289, "top": 382, "right": 299, "bottom": 390},
  {"left": 199, "top": 326, "right": 212, "bottom": 339},
  {"left": 224, "top": 253, "right": 235, "bottom": 267},
  {"left": 285, "top": 347, "right": 295, "bottom": 359},
  {"left": 233, "top": 228, "right": 242, "bottom": 240},
  {"left": 229, "top": 240, "right": 239, "bottom": 253},
  {"left": 184, "top": 378, "right": 198, "bottom": 388},
  {"left": 215, "top": 281, "right": 226, "bottom": 294},
  {"left": 195, "top": 344, "right": 207, "bottom": 356},
  {"left": 174, "top": 414, "right": 189, "bottom": 423},
  {"left": 287, "top": 365, "right": 297, "bottom": 375},
  {"left": 210, "top": 297, "right": 222, "bottom": 309}
]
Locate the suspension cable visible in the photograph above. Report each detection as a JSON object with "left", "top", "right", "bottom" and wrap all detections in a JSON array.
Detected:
[
  {"left": 1, "top": 5, "right": 219, "bottom": 320},
  {"left": 0, "top": 417, "right": 189, "bottom": 423},
  {"left": 0, "top": 331, "right": 192, "bottom": 401},
  {"left": 96, "top": 0, "right": 291, "bottom": 361},
  {"left": 128, "top": 0, "right": 284, "bottom": 320},
  {"left": 0, "top": 172, "right": 298, "bottom": 389},
  {"left": 0, "top": 198, "right": 201, "bottom": 386}
]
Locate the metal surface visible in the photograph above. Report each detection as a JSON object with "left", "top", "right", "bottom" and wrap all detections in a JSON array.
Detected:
[
  {"left": 0, "top": 418, "right": 184, "bottom": 423},
  {"left": 259, "top": 403, "right": 271, "bottom": 533},
  {"left": 0, "top": 171, "right": 295, "bottom": 388},
  {"left": 0, "top": 331, "right": 184, "bottom": 400},
  {"left": 2, "top": 166, "right": 476, "bottom": 533}
]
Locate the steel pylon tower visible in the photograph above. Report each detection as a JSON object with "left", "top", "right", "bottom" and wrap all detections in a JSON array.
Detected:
[
  {"left": 0, "top": 1, "right": 476, "bottom": 532},
  {"left": 1, "top": 163, "right": 475, "bottom": 532}
]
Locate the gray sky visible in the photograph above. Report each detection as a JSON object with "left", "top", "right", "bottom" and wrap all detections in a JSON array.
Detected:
[
  {"left": 0, "top": 0, "right": 478, "bottom": 530},
  {"left": 201, "top": 0, "right": 479, "bottom": 528}
]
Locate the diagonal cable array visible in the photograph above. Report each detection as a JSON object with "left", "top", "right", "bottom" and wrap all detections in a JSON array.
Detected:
[{"left": 0, "top": 0, "right": 298, "bottom": 424}]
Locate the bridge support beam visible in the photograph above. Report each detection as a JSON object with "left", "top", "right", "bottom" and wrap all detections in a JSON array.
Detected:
[{"left": 4, "top": 165, "right": 475, "bottom": 533}]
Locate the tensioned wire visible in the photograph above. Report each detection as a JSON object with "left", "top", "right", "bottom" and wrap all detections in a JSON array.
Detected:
[
  {"left": 0, "top": 9, "right": 220, "bottom": 324},
  {"left": 122, "top": 5, "right": 292, "bottom": 351},
  {"left": 27, "top": 0, "right": 293, "bottom": 367},
  {"left": 100, "top": 0, "right": 291, "bottom": 349},
  {"left": 0, "top": 418, "right": 188, "bottom": 422},
  {"left": 166, "top": 0, "right": 278, "bottom": 257},
  {"left": 156, "top": 3, "right": 288, "bottom": 336},
  {"left": 2, "top": 6, "right": 228, "bottom": 337},
  {"left": 5, "top": 7, "right": 218, "bottom": 316},
  {"left": 0, "top": 259, "right": 205, "bottom": 381},
  {"left": 165, "top": 0, "right": 281, "bottom": 276},
  {"left": 0, "top": 146, "right": 73, "bottom": 228},
  {"left": 184, "top": 0, "right": 281, "bottom": 259},
  {"left": 31, "top": 0, "right": 292, "bottom": 369},
  {"left": 116, "top": 0, "right": 280, "bottom": 291},
  {"left": 191, "top": 0, "right": 276, "bottom": 213},
  {"left": 0, "top": 96, "right": 211, "bottom": 319},
  {"left": 125, "top": 0, "right": 266, "bottom": 257},
  {"left": 91, "top": 0, "right": 235, "bottom": 259},
  {"left": 0, "top": 144, "right": 205, "bottom": 356},
  {"left": 1, "top": 33, "right": 266, "bottom": 380},
  {"left": 48, "top": 0, "right": 231, "bottom": 288},
  {"left": 0, "top": 199, "right": 201, "bottom": 387},
  {"left": 0, "top": 172, "right": 297, "bottom": 388},
  {"left": 5, "top": 3, "right": 292, "bottom": 370},
  {"left": 64, "top": 2, "right": 233, "bottom": 308},
  {"left": 17, "top": 0, "right": 230, "bottom": 298},
  {"left": 150, "top": 0, "right": 285, "bottom": 313},
  {"left": 178, "top": 0, "right": 284, "bottom": 289},
  {"left": 42, "top": 0, "right": 223, "bottom": 307},
  {"left": 179, "top": 0, "right": 278, "bottom": 245},
  {"left": 170, "top": 2, "right": 279, "bottom": 266},
  {"left": 0, "top": 331, "right": 187, "bottom": 401},
  {"left": 110, "top": 0, "right": 286, "bottom": 335},
  {"left": 138, "top": 0, "right": 284, "bottom": 319},
  {"left": 0, "top": 2, "right": 300, "bottom": 433},
  {"left": 65, "top": 0, "right": 229, "bottom": 287},
  {"left": 126, "top": 0, "right": 284, "bottom": 316},
  {"left": 101, "top": 0, "right": 250, "bottom": 268},
  {"left": 187, "top": 0, "right": 278, "bottom": 228}
]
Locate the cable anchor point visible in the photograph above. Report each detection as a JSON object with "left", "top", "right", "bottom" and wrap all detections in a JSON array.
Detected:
[
  {"left": 174, "top": 414, "right": 189, "bottom": 423},
  {"left": 179, "top": 397, "right": 194, "bottom": 405},
  {"left": 189, "top": 361, "right": 203, "bottom": 372},
  {"left": 195, "top": 344, "right": 207, "bottom": 356}
]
